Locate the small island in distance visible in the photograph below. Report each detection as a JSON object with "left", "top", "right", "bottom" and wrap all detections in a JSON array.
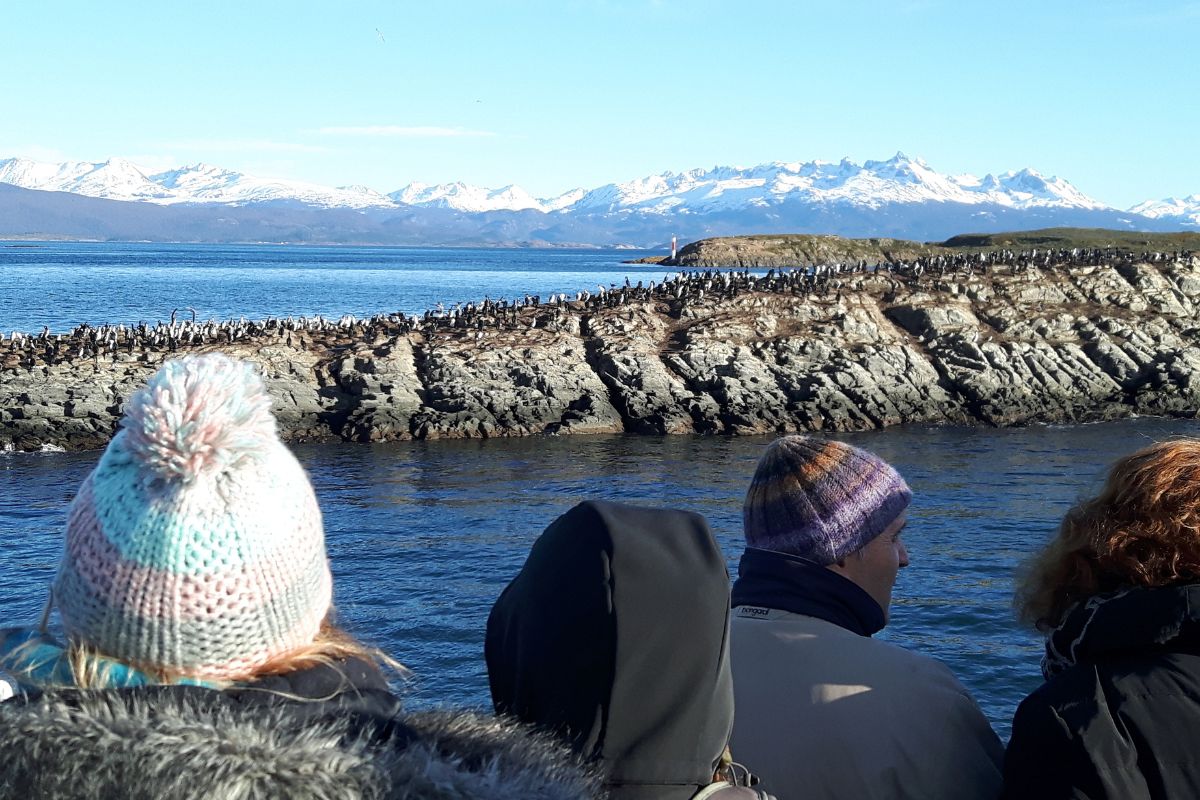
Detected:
[
  {"left": 3, "top": 227, "right": 1199, "bottom": 452},
  {"left": 629, "top": 228, "right": 1200, "bottom": 266}
]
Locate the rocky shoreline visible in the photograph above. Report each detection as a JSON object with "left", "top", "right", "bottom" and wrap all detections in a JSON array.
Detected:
[{"left": 4, "top": 251, "right": 1200, "bottom": 452}]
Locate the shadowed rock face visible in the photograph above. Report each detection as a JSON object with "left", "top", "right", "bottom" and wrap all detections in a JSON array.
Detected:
[{"left": 3, "top": 256, "right": 1199, "bottom": 452}]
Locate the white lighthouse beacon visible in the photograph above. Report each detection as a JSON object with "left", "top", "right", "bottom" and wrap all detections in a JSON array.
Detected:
[{"left": 670, "top": 235, "right": 678, "bottom": 262}]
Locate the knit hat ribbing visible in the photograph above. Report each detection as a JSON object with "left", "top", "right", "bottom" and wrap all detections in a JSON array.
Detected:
[
  {"left": 743, "top": 435, "right": 912, "bottom": 565},
  {"left": 52, "top": 354, "right": 332, "bottom": 680}
]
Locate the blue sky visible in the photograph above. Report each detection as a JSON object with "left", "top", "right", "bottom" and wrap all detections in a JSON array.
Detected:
[{"left": 2, "top": 0, "right": 1197, "bottom": 208}]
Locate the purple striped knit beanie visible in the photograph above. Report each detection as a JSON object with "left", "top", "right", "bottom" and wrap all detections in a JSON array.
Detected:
[
  {"left": 52, "top": 353, "right": 332, "bottom": 680},
  {"left": 743, "top": 435, "right": 912, "bottom": 565}
]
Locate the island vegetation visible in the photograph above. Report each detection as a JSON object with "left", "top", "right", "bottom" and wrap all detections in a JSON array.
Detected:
[{"left": 627, "top": 228, "right": 1200, "bottom": 267}]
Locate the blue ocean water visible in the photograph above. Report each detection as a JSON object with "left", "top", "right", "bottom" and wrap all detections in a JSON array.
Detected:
[
  {"left": 0, "top": 241, "right": 664, "bottom": 333},
  {"left": 5, "top": 419, "right": 1200, "bottom": 742},
  {"left": 3, "top": 241, "right": 1197, "bottom": 743}
]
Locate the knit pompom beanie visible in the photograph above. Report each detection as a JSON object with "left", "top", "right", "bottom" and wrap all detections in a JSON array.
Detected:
[
  {"left": 52, "top": 353, "right": 332, "bottom": 680},
  {"left": 743, "top": 435, "right": 912, "bottom": 565}
]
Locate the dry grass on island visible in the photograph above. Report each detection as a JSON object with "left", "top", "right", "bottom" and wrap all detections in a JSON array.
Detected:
[{"left": 628, "top": 228, "right": 1200, "bottom": 267}]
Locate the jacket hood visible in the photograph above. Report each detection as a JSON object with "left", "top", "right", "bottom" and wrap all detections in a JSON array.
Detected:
[
  {"left": 1043, "top": 583, "right": 1200, "bottom": 680},
  {"left": 485, "top": 500, "right": 734, "bottom": 800},
  {"left": 0, "top": 687, "right": 598, "bottom": 800}
]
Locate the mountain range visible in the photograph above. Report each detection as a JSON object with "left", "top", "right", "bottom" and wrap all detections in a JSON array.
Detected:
[{"left": 0, "top": 153, "right": 1196, "bottom": 247}]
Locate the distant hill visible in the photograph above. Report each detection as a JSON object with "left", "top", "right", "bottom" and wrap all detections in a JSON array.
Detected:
[
  {"left": 670, "top": 229, "right": 1200, "bottom": 267},
  {"left": 941, "top": 228, "right": 1200, "bottom": 250}
]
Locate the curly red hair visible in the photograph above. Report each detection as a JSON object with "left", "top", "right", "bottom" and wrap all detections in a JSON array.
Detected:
[{"left": 1016, "top": 438, "right": 1200, "bottom": 629}]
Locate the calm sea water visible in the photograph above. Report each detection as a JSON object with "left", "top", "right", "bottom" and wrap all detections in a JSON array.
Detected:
[
  {"left": 0, "top": 241, "right": 664, "bottom": 333},
  {"left": 3, "top": 242, "right": 1196, "bottom": 743},
  {"left": 5, "top": 419, "right": 1200, "bottom": 742}
]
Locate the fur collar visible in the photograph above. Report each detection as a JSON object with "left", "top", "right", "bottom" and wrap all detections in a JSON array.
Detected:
[{"left": 0, "top": 689, "right": 599, "bottom": 799}]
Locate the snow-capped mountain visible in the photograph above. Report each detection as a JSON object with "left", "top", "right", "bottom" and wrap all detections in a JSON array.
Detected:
[
  {"left": 1129, "top": 195, "right": 1200, "bottom": 227},
  {"left": 0, "top": 157, "right": 172, "bottom": 202},
  {"left": 567, "top": 154, "right": 1109, "bottom": 215},
  {"left": 0, "top": 151, "right": 1194, "bottom": 246},
  {"left": 386, "top": 182, "right": 590, "bottom": 213},
  {"left": 0, "top": 157, "right": 393, "bottom": 209},
  {"left": 148, "top": 163, "right": 394, "bottom": 208},
  {"left": 0, "top": 152, "right": 1117, "bottom": 214},
  {"left": 388, "top": 181, "right": 544, "bottom": 212},
  {"left": 541, "top": 188, "right": 587, "bottom": 212}
]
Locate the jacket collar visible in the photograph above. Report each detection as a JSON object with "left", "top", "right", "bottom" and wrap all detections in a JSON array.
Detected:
[{"left": 731, "top": 548, "right": 885, "bottom": 637}]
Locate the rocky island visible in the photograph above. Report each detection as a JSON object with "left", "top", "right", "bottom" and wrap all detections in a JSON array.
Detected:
[{"left": 3, "top": 229, "right": 1200, "bottom": 452}]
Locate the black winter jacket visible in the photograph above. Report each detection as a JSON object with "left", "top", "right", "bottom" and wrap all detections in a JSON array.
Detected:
[{"left": 1002, "top": 584, "right": 1200, "bottom": 800}]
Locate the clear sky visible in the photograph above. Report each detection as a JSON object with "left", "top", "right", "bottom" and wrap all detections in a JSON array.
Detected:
[{"left": 2, "top": 0, "right": 1197, "bottom": 208}]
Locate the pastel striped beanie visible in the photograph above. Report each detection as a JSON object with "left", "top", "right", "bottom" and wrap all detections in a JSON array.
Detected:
[
  {"left": 743, "top": 435, "right": 912, "bottom": 565},
  {"left": 52, "top": 353, "right": 332, "bottom": 681}
]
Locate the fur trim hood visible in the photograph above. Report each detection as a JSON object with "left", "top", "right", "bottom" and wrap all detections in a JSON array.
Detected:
[{"left": 0, "top": 688, "right": 599, "bottom": 800}]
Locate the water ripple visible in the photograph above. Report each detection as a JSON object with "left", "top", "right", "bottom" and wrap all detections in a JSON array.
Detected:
[{"left": 5, "top": 418, "right": 1200, "bottom": 739}]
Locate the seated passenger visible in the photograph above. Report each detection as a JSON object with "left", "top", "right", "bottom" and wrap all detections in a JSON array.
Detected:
[
  {"left": 1004, "top": 439, "right": 1200, "bottom": 799},
  {"left": 0, "top": 353, "right": 594, "bottom": 800},
  {"left": 729, "top": 435, "right": 1003, "bottom": 799},
  {"left": 486, "top": 500, "right": 773, "bottom": 799}
]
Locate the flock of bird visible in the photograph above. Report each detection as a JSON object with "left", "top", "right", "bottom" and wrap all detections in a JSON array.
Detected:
[{"left": 2, "top": 247, "right": 1193, "bottom": 369}]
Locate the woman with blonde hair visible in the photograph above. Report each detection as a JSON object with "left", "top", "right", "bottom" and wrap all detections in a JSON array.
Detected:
[
  {"left": 1003, "top": 438, "right": 1200, "bottom": 799},
  {"left": 0, "top": 353, "right": 594, "bottom": 800}
]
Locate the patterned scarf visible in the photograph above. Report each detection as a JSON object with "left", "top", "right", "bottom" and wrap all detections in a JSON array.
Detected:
[{"left": 0, "top": 627, "right": 216, "bottom": 693}]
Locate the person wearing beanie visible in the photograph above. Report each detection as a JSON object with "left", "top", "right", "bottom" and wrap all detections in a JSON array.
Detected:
[
  {"left": 0, "top": 353, "right": 597, "bottom": 800},
  {"left": 729, "top": 435, "right": 1003, "bottom": 800}
]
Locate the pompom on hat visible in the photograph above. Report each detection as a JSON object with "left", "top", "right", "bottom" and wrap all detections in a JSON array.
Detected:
[
  {"left": 50, "top": 353, "right": 332, "bottom": 681},
  {"left": 743, "top": 435, "right": 912, "bottom": 565}
]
